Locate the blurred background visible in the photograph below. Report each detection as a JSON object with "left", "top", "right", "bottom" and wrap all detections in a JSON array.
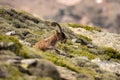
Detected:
[{"left": 0, "top": 0, "right": 120, "bottom": 34}]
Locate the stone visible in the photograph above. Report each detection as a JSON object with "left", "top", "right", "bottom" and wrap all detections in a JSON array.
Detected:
[{"left": 28, "top": 59, "right": 61, "bottom": 80}]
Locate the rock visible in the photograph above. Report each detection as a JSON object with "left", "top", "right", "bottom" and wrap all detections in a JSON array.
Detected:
[
  {"left": 0, "top": 63, "right": 24, "bottom": 79},
  {"left": 0, "top": 64, "right": 9, "bottom": 78},
  {"left": 56, "top": 66, "right": 77, "bottom": 80},
  {"left": 0, "top": 55, "right": 22, "bottom": 61},
  {"left": 0, "top": 50, "right": 22, "bottom": 63},
  {"left": 87, "top": 43, "right": 96, "bottom": 48},
  {"left": 88, "top": 48, "right": 99, "bottom": 54},
  {"left": 0, "top": 42, "right": 7, "bottom": 49},
  {"left": 19, "top": 40, "right": 31, "bottom": 46},
  {"left": 92, "top": 58, "right": 120, "bottom": 75},
  {"left": 72, "top": 57, "right": 99, "bottom": 68},
  {"left": 69, "top": 27, "right": 120, "bottom": 51},
  {"left": 72, "top": 39, "right": 77, "bottom": 43},
  {"left": 0, "top": 42, "right": 16, "bottom": 50},
  {"left": 97, "top": 72, "right": 120, "bottom": 80},
  {"left": 5, "top": 31, "right": 15, "bottom": 36},
  {"left": 75, "top": 38, "right": 89, "bottom": 45},
  {"left": 21, "top": 59, "right": 37, "bottom": 65},
  {"left": 22, "top": 30, "right": 30, "bottom": 36},
  {"left": 0, "top": 50, "right": 16, "bottom": 56},
  {"left": 77, "top": 73, "right": 94, "bottom": 80},
  {"left": 28, "top": 59, "right": 61, "bottom": 80}
]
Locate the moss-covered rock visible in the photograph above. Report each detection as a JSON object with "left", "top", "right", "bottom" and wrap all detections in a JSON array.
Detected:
[
  {"left": 0, "top": 34, "right": 22, "bottom": 54},
  {"left": 57, "top": 42, "right": 97, "bottom": 59},
  {"left": 68, "top": 23, "right": 101, "bottom": 32},
  {"left": 73, "top": 57, "right": 99, "bottom": 68},
  {"left": 28, "top": 59, "right": 61, "bottom": 80},
  {"left": 0, "top": 63, "right": 25, "bottom": 80},
  {"left": 0, "top": 34, "right": 42, "bottom": 59},
  {"left": 77, "top": 73, "right": 94, "bottom": 80},
  {"left": 103, "top": 47, "right": 120, "bottom": 59}
]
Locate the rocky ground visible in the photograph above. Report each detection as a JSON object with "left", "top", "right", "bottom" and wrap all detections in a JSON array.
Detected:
[
  {"left": 0, "top": 7, "right": 120, "bottom": 80},
  {"left": 69, "top": 27, "right": 120, "bottom": 51}
]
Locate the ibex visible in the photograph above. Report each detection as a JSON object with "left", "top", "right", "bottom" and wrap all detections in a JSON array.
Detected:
[{"left": 33, "top": 22, "right": 67, "bottom": 51}]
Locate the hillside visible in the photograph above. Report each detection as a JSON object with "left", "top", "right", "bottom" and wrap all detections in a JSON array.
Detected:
[
  {"left": 0, "top": 7, "right": 120, "bottom": 80},
  {"left": 0, "top": 0, "right": 120, "bottom": 33}
]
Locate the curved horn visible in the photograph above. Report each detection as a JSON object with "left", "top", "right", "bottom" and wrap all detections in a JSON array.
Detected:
[{"left": 51, "top": 22, "right": 63, "bottom": 33}]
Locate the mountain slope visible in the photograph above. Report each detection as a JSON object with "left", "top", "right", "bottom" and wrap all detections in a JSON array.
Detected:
[
  {"left": 0, "top": 0, "right": 120, "bottom": 33},
  {"left": 0, "top": 7, "right": 120, "bottom": 80}
]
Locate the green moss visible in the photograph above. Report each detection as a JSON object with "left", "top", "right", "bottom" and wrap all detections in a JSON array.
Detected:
[
  {"left": 72, "top": 50, "right": 97, "bottom": 59},
  {"left": 12, "top": 19, "right": 27, "bottom": 28},
  {"left": 57, "top": 43, "right": 97, "bottom": 59},
  {"left": 31, "top": 30, "right": 44, "bottom": 36},
  {"left": 0, "top": 63, "right": 24, "bottom": 80},
  {"left": 68, "top": 23, "right": 101, "bottom": 32},
  {"left": 0, "top": 8, "right": 14, "bottom": 20},
  {"left": 43, "top": 53, "right": 80, "bottom": 73},
  {"left": 78, "top": 34, "right": 92, "bottom": 42},
  {"left": 57, "top": 43, "right": 74, "bottom": 53},
  {"left": 80, "top": 68, "right": 96, "bottom": 76},
  {"left": 0, "top": 34, "right": 42, "bottom": 58},
  {"left": 19, "top": 46, "right": 42, "bottom": 58},
  {"left": 76, "top": 44, "right": 89, "bottom": 51},
  {"left": 102, "top": 47, "right": 120, "bottom": 59},
  {"left": 32, "top": 49, "right": 80, "bottom": 73},
  {"left": 0, "top": 35, "right": 18, "bottom": 44},
  {"left": 65, "top": 39, "right": 73, "bottom": 45},
  {"left": 6, "top": 66, "right": 23, "bottom": 80},
  {"left": 0, "top": 7, "right": 44, "bottom": 30},
  {"left": 0, "top": 34, "right": 22, "bottom": 54},
  {"left": 36, "top": 77, "right": 53, "bottom": 80},
  {"left": 19, "top": 11, "right": 41, "bottom": 24}
]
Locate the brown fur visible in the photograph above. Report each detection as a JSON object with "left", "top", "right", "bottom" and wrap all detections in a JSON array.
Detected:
[{"left": 33, "top": 22, "right": 67, "bottom": 51}]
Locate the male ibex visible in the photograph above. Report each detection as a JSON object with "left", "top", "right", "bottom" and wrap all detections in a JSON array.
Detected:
[{"left": 33, "top": 22, "right": 67, "bottom": 51}]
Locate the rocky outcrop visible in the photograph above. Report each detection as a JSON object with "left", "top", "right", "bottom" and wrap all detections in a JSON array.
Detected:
[
  {"left": 92, "top": 58, "right": 120, "bottom": 75},
  {"left": 69, "top": 27, "right": 120, "bottom": 51}
]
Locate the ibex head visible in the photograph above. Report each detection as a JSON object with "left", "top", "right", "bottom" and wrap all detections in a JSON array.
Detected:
[{"left": 51, "top": 22, "right": 67, "bottom": 43}]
